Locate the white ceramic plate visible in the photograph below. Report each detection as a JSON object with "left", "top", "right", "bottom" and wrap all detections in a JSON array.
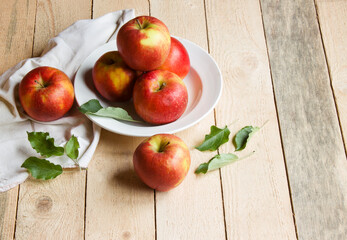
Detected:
[{"left": 74, "top": 37, "right": 222, "bottom": 137}]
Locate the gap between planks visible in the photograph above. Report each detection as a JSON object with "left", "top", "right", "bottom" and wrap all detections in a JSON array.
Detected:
[
  {"left": 148, "top": 5, "right": 157, "bottom": 240},
  {"left": 313, "top": 0, "right": 347, "bottom": 158},
  {"left": 260, "top": 0, "right": 347, "bottom": 238},
  {"left": 83, "top": 169, "right": 88, "bottom": 240},
  {"left": 203, "top": 0, "right": 228, "bottom": 239},
  {"left": 14, "top": 0, "right": 40, "bottom": 238},
  {"left": 12, "top": 187, "right": 20, "bottom": 240},
  {"left": 84, "top": 3, "right": 94, "bottom": 240}
]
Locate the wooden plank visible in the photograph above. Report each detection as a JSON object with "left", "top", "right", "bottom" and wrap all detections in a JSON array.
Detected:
[
  {"left": 0, "top": 0, "right": 36, "bottom": 239},
  {"left": 315, "top": 0, "right": 347, "bottom": 152},
  {"left": 14, "top": 0, "right": 91, "bottom": 239},
  {"left": 0, "top": 0, "right": 36, "bottom": 73},
  {"left": 33, "top": 0, "right": 92, "bottom": 56},
  {"left": 15, "top": 171, "right": 86, "bottom": 239},
  {"left": 260, "top": 0, "right": 347, "bottom": 239},
  {"left": 85, "top": 2, "right": 154, "bottom": 239},
  {"left": 0, "top": 189, "right": 18, "bottom": 240},
  {"left": 205, "top": 0, "right": 297, "bottom": 239},
  {"left": 92, "top": 0, "right": 149, "bottom": 18},
  {"left": 150, "top": 1, "right": 226, "bottom": 239},
  {"left": 85, "top": 131, "right": 155, "bottom": 240}
]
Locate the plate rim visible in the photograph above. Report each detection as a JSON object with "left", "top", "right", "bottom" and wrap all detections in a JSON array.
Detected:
[{"left": 74, "top": 36, "right": 223, "bottom": 137}]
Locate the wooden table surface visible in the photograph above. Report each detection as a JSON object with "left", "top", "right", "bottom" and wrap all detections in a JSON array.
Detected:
[{"left": 1, "top": 0, "right": 347, "bottom": 239}]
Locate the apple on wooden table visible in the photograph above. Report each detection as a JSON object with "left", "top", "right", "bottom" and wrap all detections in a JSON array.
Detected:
[
  {"left": 132, "top": 69, "right": 188, "bottom": 125},
  {"left": 92, "top": 51, "right": 137, "bottom": 102},
  {"left": 19, "top": 66, "right": 74, "bottom": 122},
  {"left": 157, "top": 37, "right": 190, "bottom": 79},
  {"left": 117, "top": 16, "right": 171, "bottom": 71},
  {"left": 133, "top": 133, "right": 191, "bottom": 192}
]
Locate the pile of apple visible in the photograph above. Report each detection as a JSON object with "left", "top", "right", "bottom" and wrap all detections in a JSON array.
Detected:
[
  {"left": 94, "top": 16, "right": 192, "bottom": 191},
  {"left": 93, "top": 16, "right": 191, "bottom": 125},
  {"left": 17, "top": 16, "right": 192, "bottom": 192}
]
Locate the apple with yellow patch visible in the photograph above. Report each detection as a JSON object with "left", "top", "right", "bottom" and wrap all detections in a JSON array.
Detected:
[
  {"left": 133, "top": 70, "right": 188, "bottom": 125},
  {"left": 133, "top": 133, "right": 191, "bottom": 191},
  {"left": 93, "top": 51, "right": 137, "bottom": 101},
  {"left": 19, "top": 66, "right": 74, "bottom": 122},
  {"left": 117, "top": 16, "right": 171, "bottom": 71}
]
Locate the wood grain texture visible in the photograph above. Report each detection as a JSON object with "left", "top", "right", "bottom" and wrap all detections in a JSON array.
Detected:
[
  {"left": 315, "top": 0, "right": 347, "bottom": 151},
  {"left": 15, "top": 171, "right": 85, "bottom": 239},
  {"left": 85, "top": 2, "right": 154, "bottom": 239},
  {"left": 14, "top": 1, "right": 91, "bottom": 239},
  {"left": 0, "top": 1, "right": 36, "bottom": 239},
  {"left": 151, "top": 1, "right": 226, "bottom": 239},
  {"left": 92, "top": 0, "right": 149, "bottom": 18},
  {"left": 0, "top": 0, "right": 36, "bottom": 73},
  {"left": 33, "top": 0, "right": 92, "bottom": 56},
  {"left": 85, "top": 131, "right": 155, "bottom": 240},
  {"left": 0, "top": 189, "right": 18, "bottom": 240},
  {"left": 205, "top": 0, "right": 297, "bottom": 239},
  {"left": 261, "top": 0, "right": 347, "bottom": 239}
]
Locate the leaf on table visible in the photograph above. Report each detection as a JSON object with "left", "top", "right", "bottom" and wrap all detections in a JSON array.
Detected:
[
  {"left": 194, "top": 162, "right": 209, "bottom": 174},
  {"left": 78, "top": 99, "right": 103, "bottom": 113},
  {"left": 79, "top": 99, "right": 139, "bottom": 122},
  {"left": 233, "top": 126, "right": 260, "bottom": 151},
  {"left": 195, "top": 125, "right": 230, "bottom": 151},
  {"left": 65, "top": 135, "right": 80, "bottom": 161},
  {"left": 21, "top": 157, "right": 63, "bottom": 180},
  {"left": 27, "top": 131, "right": 64, "bottom": 157},
  {"left": 195, "top": 153, "right": 238, "bottom": 174}
]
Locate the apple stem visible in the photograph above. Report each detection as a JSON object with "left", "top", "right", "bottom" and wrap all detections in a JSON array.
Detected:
[
  {"left": 136, "top": 19, "right": 142, "bottom": 29},
  {"left": 158, "top": 82, "right": 166, "bottom": 91},
  {"left": 35, "top": 80, "right": 45, "bottom": 88},
  {"left": 260, "top": 120, "right": 269, "bottom": 129},
  {"left": 238, "top": 151, "right": 255, "bottom": 162},
  {"left": 159, "top": 141, "right": 170, "bottom": 152}
]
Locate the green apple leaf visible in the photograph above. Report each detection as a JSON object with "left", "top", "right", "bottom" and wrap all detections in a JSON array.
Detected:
[
  {"left": 234, "top": 126, "right": 260, "bottom": 151},
  {"left": 21, "top": 157, "right": 63, "bottom": 180},
  {"left": 79, "top": 99, "right": 140, "bottom": 122},
  {"left": 194, "top": 162, "right": 209, "bottom": 174},
  {"left": 195, "top": 125, "right": 230, "bottom": 151},
  {"left": 91, "top": 107, "right": 140, "bottom": 122},
  {"left": 78, "top": 99, "right": 103, "bottom": 113},
  {"left": 27, "top": 132, "right": 64, "bottom": 157},
  {"left": 65, "top": 135, "right": 80, "bottom": 167},
  {"left": 195, "top": 153, "right": 238, "bottom": 174},
  {"left": 195, "top": 151, "right": 255, "bottom": 174}
]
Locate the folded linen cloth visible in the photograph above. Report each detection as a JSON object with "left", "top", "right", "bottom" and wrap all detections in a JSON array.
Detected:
[{"left": 0, "top": 9, "right": 135, "bottom": 192}]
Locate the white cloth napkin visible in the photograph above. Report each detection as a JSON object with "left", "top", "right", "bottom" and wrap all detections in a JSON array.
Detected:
[{"left": 0, "top": 9, "right": 135, "bottom": 192}]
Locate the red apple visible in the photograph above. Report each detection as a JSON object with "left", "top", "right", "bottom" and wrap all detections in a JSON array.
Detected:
[
  {"left": 133, "top": 70, "right": 188, "bottom": 125},
  {"left": 133, "top": 134, "right": 191, "bottom": 191},
  {"left": 19, "top": 66, "right": 74, "bottom": 122},
  {"left": 93, "top": 51, "right": 136, "bottom": 101},
  {"left": 117, "top": 16, "right": 171, "bottom": 71},
  {"left": 157, "top": 37, "right": 190, "bottom": 79}
]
